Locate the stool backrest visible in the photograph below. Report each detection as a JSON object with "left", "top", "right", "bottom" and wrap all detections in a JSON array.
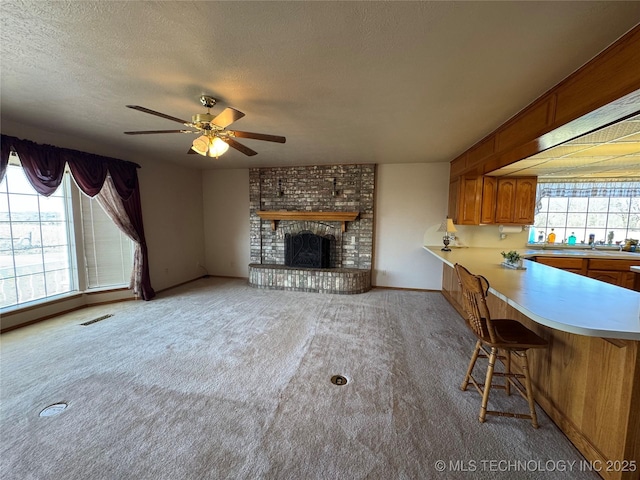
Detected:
[{"left": 454, "top": 263, "right": 497, "bottom": 344}]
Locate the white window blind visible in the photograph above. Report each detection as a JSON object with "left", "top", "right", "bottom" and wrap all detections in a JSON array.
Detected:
[{"left": 80, "top": 193, "right": 134, "bottom": 289}]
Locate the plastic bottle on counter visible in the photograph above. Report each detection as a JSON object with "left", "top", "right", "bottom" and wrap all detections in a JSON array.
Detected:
[
  {"left": 547, "top": 229, "right": 556, "bottom": 244},
  {"left": 538, "top": 231, "right": 544, "bottom": 242},
  {"left": 528, "top": 227, "right": 536, "bottom": 244},
  {"left": 568, "top": 232, "right": 576, "bottom": 246}
]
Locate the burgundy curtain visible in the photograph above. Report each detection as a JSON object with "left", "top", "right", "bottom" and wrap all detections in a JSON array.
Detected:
[
  {"left": 0, "top": 134, "right": 155, "bottom": 300},
  {"left": 10, "top": 140, "right": 65, "bottom": 196},
  {"left": 96, "top": 176, "right": 155, "bottom": 300},
  {"left": 1, "top": 138, "right": 10, "bottom": 182},
  {"left": 66, "top": 153, "right": 109, "bottom": 197}
]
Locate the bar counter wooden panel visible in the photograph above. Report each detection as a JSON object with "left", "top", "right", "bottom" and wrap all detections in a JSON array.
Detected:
[{"left": 442, "top": 264, "right": 640, "bottom": 480}]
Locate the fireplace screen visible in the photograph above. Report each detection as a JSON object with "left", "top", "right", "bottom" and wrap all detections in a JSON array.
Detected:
[{"left": 285, "top": 231, "right": 332, "bottom": 268}]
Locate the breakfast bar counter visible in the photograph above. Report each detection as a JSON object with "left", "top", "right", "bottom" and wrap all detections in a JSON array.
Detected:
[
  {"left": 423, "top": 246, "right": 640, "bottom": 340},
  {"left": 424, "top": 246, "right": 640, "bottom": 480}
]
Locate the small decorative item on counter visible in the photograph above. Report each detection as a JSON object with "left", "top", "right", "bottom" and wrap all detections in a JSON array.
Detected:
[
  {"left": 607, "top": 231, "right": 615, "bottom": 245},
  {"left": 588, "top": 233, "right": 595, "bottom": 245},
  {"left": 538, "top": 231, "right": 544, "bottom": 242},
  {"left": 501, "top": 250, "right": 525, "bottom": 269},
  {"left": 622, "top": 239, "right": 638, "bottom": 252},
  {"left": 547, "top": 229, "right": 556, "bottom": 244},
  {"left": 568, "top": 232, "right": 576, "bottom": 246}
]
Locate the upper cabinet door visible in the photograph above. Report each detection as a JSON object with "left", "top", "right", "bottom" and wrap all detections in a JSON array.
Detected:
[
  {"left": 457, "top": 176, "right": 483, "bottom": 225},
  {"left": 513, "top": 178, "right": 537, "bottom": 224},
  {"left": 480, "top": 176, "right": 497, "bottom": 224},
  {"left": 494, "top": 177, "right": 537, "bottom": 224},
  {"left": 495, "top": 178, "right": 517, "bottom": 223}
]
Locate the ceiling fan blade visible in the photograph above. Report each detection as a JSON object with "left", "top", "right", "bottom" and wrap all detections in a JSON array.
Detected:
[
  {"left": 229, "top": 131, "right": 286, "bottom": 143},
  {"left": 126, "top": 105, "right": 190, "bottom": 125},
  {"left": 222, "top": 137, "right": 258, "bottom": 156},
  {"left": 124, "top": 130, "right": 194, "bottom": 135},
  {"left": 212, "top": 107, "right": 245, "bottom": 128}
]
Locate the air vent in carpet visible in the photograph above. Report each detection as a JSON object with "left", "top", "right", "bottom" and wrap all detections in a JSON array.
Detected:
[
  {"left": 80, "top": 314, "right": 113, "bottom": 326},
  {"left": 330, "top": 375, "right": 348, "bottom": 386},
  {"left": 39, "top": 403, "right": 68, "bottom": 417}
]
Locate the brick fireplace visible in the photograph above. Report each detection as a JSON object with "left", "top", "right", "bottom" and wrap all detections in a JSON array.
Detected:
[{"left": 249, "top": 164, "right": 374, "bottom": 294}]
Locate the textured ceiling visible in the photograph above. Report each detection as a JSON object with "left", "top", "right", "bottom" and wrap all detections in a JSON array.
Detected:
[{"left": 1, "top": 1, "right": 640, "bottom": 171}]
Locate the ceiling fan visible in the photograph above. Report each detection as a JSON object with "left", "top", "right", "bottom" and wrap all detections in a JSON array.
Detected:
[{"left": 124, "top": 95, "right": 286, "bottom": 157}]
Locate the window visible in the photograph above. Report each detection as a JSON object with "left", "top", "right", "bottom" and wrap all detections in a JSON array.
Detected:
[
  {"left": 0, "top": 165, "right": 75, "bottom": 307},
  {"left": 0, "top": 161, "right": 135, "bottom": 310},
  {"left": 534, "top": 181, "right": 640, "bottom": 245},
  {"left": 80, "top": 193, "right": 134, "bottom": 289}
]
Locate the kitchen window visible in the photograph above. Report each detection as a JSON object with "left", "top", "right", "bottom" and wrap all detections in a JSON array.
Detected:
[{"left": 533, "top": 180, "right": 640, "bottom": 245}]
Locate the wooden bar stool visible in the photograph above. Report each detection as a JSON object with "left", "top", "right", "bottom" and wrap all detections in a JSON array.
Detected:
[{"left": 454, "top": 263, "right": 548, "bottom": 428}]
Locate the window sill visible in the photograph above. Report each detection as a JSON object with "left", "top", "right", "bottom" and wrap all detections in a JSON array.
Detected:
[
  {"left": 1, "top": 291, "right": 83, "bottom": 315},
  {"left": 84, "top": 285, "right": 131, "bottom": 295},
  {"left": 1, "top": 286, "right": 133, "bottom": 316}
]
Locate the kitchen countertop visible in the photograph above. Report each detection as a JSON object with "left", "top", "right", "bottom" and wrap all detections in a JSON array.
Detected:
[
  {"left": 424, "top": 246, "right": 640, "bottom": 341},
  {"left": 522, "top": 248, "right": 640, "bottom": 260}
]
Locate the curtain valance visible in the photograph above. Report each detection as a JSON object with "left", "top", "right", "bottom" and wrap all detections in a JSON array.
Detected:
[
  {"left": 0, "top": 134, "right": 140, "bottom": 199},
  {"left": 537, "top": 179, "right": 640, "bottom": 199}
]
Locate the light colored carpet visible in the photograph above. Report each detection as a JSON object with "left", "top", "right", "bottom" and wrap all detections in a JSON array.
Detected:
[{"left": 0, "top": 278, "right": 596, "bottom": 479}]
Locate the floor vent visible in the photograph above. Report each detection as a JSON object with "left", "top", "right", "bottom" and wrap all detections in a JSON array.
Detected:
[
  {"left": 330, "top": 375, "right": 348, "bottom": 386},
  {"left": 39, "top": 403, "right": 68, "bottom": 417},
  {"left": 80, "top": 314, "right": 113, "bottom": 326}
]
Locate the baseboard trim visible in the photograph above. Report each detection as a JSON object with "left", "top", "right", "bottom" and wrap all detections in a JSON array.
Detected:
[
  {"left": 0, "top": 296, "right": 137, "bottom": 334},
  {"left": 1, "top": 305, "right": 84, "bottom": 333},
  {"left": 210, "top": 275, "right": 249, "bottom": 280},
  {"left": 154, "top": 275, "right": 249, "bottom": 295},
  {"left": 372, "top": 285, "right": 441, "bottom": 293}
]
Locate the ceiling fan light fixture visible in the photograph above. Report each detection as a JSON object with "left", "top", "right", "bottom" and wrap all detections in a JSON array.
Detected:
[
  {"left": 192, "top": 135, "right": 229, "bottom": 158},
  {"left": 192, "top": 135, "right": 209, "bottom": 156},
  {"left": 208, "top": 136, "right": 229, "bottom": 158}
]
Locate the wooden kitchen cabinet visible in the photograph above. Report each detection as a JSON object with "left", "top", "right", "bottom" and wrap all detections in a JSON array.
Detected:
[
  {"left": 588, "top": 258, "right": 640, "bottom": 290},
  {"left": 449, "top": 175, "right": 536, "bottom": 225},
  {"left": 587, "top": 270, "right": 622, "bottom": 286},
  {"left": 480, "top": 176, "right": 497, "bottom": 224},
  {"left": 495, "top": 177, "right": 537, "bottom": 225},
  {"left": 512, "top": 178, "right": 537, "bottom": 224},
  {"left": 534, "top": 256, "right": 586, "bottom": 275},
  {"left": 533, "top": 256, "right": 640, "bottom": 291},
  {"left": 449, "top": 176, "right": 482, "bottom": 225},
  {"left": 621, "top": 272, "right": 636, "bottom": 289}
]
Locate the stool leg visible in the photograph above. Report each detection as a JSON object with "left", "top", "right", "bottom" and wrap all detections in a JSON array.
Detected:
[
  {"left": 521, "top": 351, "right": 539, "bottom": 428},
  {"left": 461, "top": 340, "right": 481, "bottom": 391},
  {"left": 505, "top": 349, "right": 511, "bottom": 396},
  {"left": 479, "top": 347, "right": 497, "bottom": 423}
]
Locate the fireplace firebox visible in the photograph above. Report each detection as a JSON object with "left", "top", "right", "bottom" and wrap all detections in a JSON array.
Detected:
[{"left": 285, "top": 231, "right": 332, "bottom": 268}]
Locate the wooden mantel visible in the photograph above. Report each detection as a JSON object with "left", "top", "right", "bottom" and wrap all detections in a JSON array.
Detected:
[{"left": 256, "top": 211, "right": 359, "bottom": 232}]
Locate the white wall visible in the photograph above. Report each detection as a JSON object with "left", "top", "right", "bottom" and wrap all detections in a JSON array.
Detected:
[
  {"left": 374, "top": 163, "right": 450, "bottom": 290},
  {"left": 423, "top": 223, "right": 530, "bottom": 249},
  {"left": 202, "top": 169, "right": 250, "bottom": 278},
  {"left": 136, "top": 157, "right": 206, "bottom": 291}
]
